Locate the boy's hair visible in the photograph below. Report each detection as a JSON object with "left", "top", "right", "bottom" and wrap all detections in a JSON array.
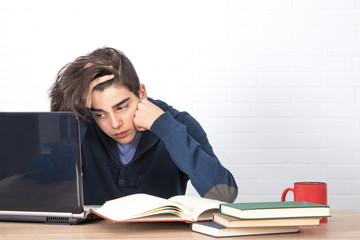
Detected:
[{"left": 49, "top": 47, "right": 140, "bottom": 122}]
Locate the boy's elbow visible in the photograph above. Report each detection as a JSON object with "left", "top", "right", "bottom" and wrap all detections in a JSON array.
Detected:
[{"left": 204, "top": 184, "right": 238, "bottom": 203}]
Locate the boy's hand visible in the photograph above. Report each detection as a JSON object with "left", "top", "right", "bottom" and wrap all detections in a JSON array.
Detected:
[
  {"left": 134, "top": 99, "right": 164, "bottom": 131},
  {"left": 86, "top": 74, "right": 114, "bottom": 108}
]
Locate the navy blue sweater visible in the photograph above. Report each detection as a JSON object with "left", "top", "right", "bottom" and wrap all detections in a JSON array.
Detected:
[{"left": 81, "top": 98, "right": 238, "bottom": 205}]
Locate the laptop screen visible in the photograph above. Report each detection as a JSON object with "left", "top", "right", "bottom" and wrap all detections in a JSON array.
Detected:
[{"left": 0, "top": 112, "right": 84, "bottom": 214}]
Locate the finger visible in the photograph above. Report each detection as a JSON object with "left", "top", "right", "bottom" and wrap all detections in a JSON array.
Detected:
[
  {"left": 87, "top": 74, "right": 115, "bottom": 108},
  {"left": 136, "top": 127, "right": 146, "bottom": 132},
  {"left": 91, "top": 74, "right": 114, "bottom": 87}
]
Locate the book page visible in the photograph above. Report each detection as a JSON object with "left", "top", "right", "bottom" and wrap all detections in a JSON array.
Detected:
[
  {"left": 92, "top": 193, "right": 190, "bottom": 221},
  {"left": 169, "top": 195, "right": 223, "bottom": 220}
]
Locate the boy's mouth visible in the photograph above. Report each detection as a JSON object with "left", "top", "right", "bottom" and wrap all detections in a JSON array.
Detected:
[{"left": 115, "top": 130, "right": 128, "bottom": 138}]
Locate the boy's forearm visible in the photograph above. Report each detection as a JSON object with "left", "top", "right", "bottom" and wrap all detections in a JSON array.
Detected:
[{"left": 150, "top": 111, "right": 238, "bottom": 202}]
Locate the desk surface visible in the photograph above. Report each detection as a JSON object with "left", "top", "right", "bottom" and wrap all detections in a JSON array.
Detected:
[{"left": 1, "top": 210, "right": 359, "bottom": 240}]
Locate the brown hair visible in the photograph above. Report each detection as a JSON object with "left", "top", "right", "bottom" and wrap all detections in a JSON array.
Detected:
[{"left": 49, "top": 47, "right": 140, "bottom": 122}]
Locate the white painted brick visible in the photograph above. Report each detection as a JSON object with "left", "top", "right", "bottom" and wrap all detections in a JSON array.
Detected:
[
  {"left": 132, "top": 56, "right": 164, "bottom": 73},
  {"left": 192, "top": 10, "right": 229, "bottom": 26},
  {"left": 192, "top": 0, "right": 229, "bottom": 10},
  {"left": 294, "top": 0, "right": 357, "bottom": 10},
  {"left": 0, "top": 9, "right": 62, "bottom": 28},
  {"left": 328, "top": 196, "right": 360, "bottom": 210},
  {"left": 228, "top": 57, "right": 289, "bottom": 72},
  {"left": 229, "top": 119, "right": 356, "bottom": 134},
  {"left": 229, "top": 26, "right": 262, "bottom": 41},
  {"left": 292, "top": 88, "right": 356, "bottom": 102},
  {"left": 292, "top": 119, "right": 357, "bottom": 133},
  {"left": 134, "top": 43, "right": 193, "bottom": 58},
  {"left": 228, "top": 44, "right": 261, "bottom": 57},
  {"left": 143, "top": 71, "right": 193, "bottom": 88},
  {"left": 355, "top": 58, "right": 360, "bottom": 72},
  {"left": 99, "top": 0, "right": 180, "bottom": 10},
  {"left": 150, "top": 87, "right": 195, "bottom": 102},
  {"left": 259, "top": 73, "right": 322, "bottom": 86},
  {"left": 257, "top": 135, "right": 323, "bottom": 148},
  {"left": 234, "top": 195, "right": 258, "bottom": 203},
  {"left": 292, "top": 11, "right": 323, "bottom": 25},
  {"left": 0, "top": 101, "right": 50, "bottom": 112},
  {"left": 219, "top": 150, "right": 291, "bottom": 164},
  {"left": 324, "top": 42, "right": 360, "bottom": 56},
  {"left": 208, "top": 134, "right": 258, "bottom": 149},
  {"left": 291, "top": 57, "right": 354, "bottom": 72},
  {"left": 185, "top": 183, "right": 200, "bottom": 197},
  {"left": 321, "top": 104, "right": 360, "bottom": 117},
  {"left": 229, "top": 11, "right": 309, "bottom": 26},
  {"left": 294, "top": 26, "right": 357, "bottom": 41},
  {"left": 194, "top": 104, "right": 256, "bottom": 118},
  {"left": 228, "top": 119, "right": 294, "bottom": 133},
  {"left": 0, "top": 72, "right": 35, "bottom": 87},
  {"left": 257, "top": 104, "right": 320, "bottom": 117},
  {"left": 230, "top": 26, "right": 292, "bottom": 41},
  {"left": 0, "top": 55, "right": 32, "bottom": 72},
  {"left": 236, "top": 181, "right": 286, "bottom": 194},
  {"left": 194, "top": 73, "right": 258, "bottom": 87},
  {"left": 261, "top": 43, "right": 322, "bottom": 56},
  {"left": 251, "top": 11, "right": 323, "bottom": 26},
  {"left": 230, "top": 0, "right": 291, "bottom": 10},
  {"left": 353, "top": 151, "right": 360, "bottom": 164},
  {"left": 323, "top": 73, "right": 360, "bottom": 86},
  {"left": 290, "top": 150, "right": 353, "bottom": 163},
  {"left": 160, "top": 56, "right": 195, "bottom": 72},
  {"left": 327, "top": 181, "right": 354, "bottom": 194},
  {"left": 196, "top": 119, "right": 227, "bottom": 134},
  {"left": 255, "top": 195, "right": 287, "bottom": 202},
  {"left": 325, "top": 165, "right": 360, "bottom": 179},
  {"left": 172, "top": 101, "right": 196, "bottom": 116},
  {"left": 193, "top": 27, "right": 229, "bottom": 42},
  {"left": 192, "top": 56, "right": 227, "bottom": 71},
  {"left": 193, "top": 43, "right": 230, "bottom": 57},
  {"left": 0, "top": 87, "right": 48, "bottom": 104},
  {"left": 0, "top": 0, "right": 99, "bottom": 9},
  {"left": 193, "top": 87, "right": 228, "bottom": 103},
  {"left": 324, "top": 135, "right": 360, "bottom": 149},
  {"left": 229, "top": 165, "right": 260, "bottom": 179},
  {"left": 230, "top": 89, "right": 291, "bottom": 103},
  {"left": 324, "top": 11, "right": 360, "bottom": 25},
  {"left": 354, "top": 182, "right": 360, "bottom": 194},
  {"left": 260, "top": 165, "right": 325, "bottom": 180},
  {"left": 229, "top": 11, "right": 268, "bottom": 25}
]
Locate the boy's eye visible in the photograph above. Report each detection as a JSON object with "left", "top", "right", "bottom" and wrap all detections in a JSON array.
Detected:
[
  {"left": 117, "top": 105, "right": 128, "bottom": 111},
  {"left": 94, "top": 113, "right": 106, "bottom": 118}
]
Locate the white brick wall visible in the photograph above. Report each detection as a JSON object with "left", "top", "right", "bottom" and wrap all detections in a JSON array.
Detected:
[{"left": 0, "top": 0, "right": 359, "bottom": 210}]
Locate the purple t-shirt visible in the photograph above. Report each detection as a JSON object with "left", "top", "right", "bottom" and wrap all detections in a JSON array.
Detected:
[{"left": 117, "top": 131, "right": 142, "bottom": 165}]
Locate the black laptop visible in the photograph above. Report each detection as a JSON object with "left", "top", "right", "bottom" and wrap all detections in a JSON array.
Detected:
[{"left": 0, "top": 112, "right": 95, "bottom": 224}]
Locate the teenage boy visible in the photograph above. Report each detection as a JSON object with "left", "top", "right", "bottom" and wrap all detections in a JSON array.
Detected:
[{"left": 49, "top": 47, "right": 238, "bottom": 205}]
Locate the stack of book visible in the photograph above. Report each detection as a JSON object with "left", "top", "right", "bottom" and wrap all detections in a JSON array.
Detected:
[
  {"left": 89, "top": 193, "right": 330, "bottom": 238},
  {"left": 191, "top": 201, "right": 331, "bottom": 238}
]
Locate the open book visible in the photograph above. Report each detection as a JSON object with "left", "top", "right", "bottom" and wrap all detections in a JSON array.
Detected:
[{"left": 90, "top": 193, "right": 224, "bottom": 223}]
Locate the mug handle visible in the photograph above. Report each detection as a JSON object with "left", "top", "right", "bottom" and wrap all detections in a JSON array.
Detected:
[{"left": 281, "top": 188, "right": 294, "bottom": 201}]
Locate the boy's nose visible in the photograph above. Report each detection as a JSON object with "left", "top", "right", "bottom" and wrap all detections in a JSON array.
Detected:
[{"left": 109, "top": 114, "right": 122, "bottom": 129}]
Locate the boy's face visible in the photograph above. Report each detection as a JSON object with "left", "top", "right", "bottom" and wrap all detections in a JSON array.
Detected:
[{"left": 90, "top": 84, "right": 146, "bottom": 145}]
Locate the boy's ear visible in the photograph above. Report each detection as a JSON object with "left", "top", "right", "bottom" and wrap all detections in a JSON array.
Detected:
[{"left": 139, "top": 84, "right": 147, "bottom": 100}]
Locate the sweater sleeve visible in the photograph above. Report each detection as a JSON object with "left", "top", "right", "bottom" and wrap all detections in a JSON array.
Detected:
[{"left": 150, "top": 111, "right": 238, "bottom": 203}]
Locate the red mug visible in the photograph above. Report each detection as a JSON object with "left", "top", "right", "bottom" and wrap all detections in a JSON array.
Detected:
[{"left": 281, "top": 182, "right": 328, "bottom": 223}]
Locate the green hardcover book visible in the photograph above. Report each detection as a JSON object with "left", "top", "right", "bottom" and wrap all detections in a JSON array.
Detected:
[{"left": 219, "top": 201, "right": 330, "bottom": 220}]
